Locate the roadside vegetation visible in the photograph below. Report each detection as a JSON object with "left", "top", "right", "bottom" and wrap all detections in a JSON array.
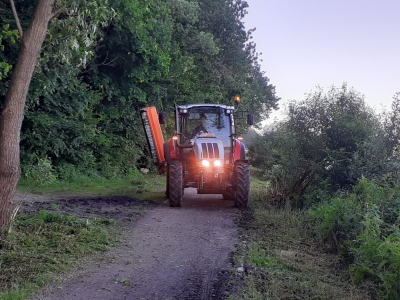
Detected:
[
  {"left": 0, "top": 0, "right": 277, "bottom": 198},
  {"left": 1, "top": 1, "right": 400, "bottom": 299},
  {"left": 246, "top": 87, "right": 400, "bottom": 299},
  {"left": 18, "top": 169, "right": 167, "bottom": 203},
  {"left": 232, "top": 177, "right": 370, "bottom": 299},
  {"left": 0, "top": 0, "right": 278, "bottom": 229},
  {"left": 0, "top": 172, "right": 164, "bottom": 300},
  {"left": 0, "top": 211, "right": 117, "bottom": 300},
  {"left": 1, "top": 170, "right": 389, "bottom": 300}
]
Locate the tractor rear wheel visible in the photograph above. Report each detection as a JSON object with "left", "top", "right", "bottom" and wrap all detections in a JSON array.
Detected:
[
  {"left": 168, "top": 161, "right": 183, "bottom": 207},
  {"left": 234, "top": 162, "right": 250, "bottom": 207}
]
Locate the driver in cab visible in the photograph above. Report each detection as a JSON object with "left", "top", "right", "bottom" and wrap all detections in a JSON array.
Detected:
[{"left": 193, "top": 114, "right": 208, "bottom": 136}]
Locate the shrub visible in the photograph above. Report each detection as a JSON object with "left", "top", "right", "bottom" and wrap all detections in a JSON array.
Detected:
[
  {"left": 307, "top": 196, "right": 363, "bottom": 250},
  {"left": 307, "top": 178, "right": 400, "bottom": 298},
  {"left": 23, "top": 157, "right": 57, "bottom": 186},
  {"left": 349, "top": 213, "right": 400, "bottom": 299}
]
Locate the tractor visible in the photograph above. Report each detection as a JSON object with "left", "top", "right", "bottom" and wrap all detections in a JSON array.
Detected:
[{"left": 140, "top": 98, "right": 254, "bottom": 207}]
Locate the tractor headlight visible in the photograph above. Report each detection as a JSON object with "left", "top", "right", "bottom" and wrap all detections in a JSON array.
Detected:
[
  {"left": 213, "top": 160, "right": 222, "bottom": 167},
  {"left": 201, "top": 160, "right": 210, "bottom": 167}
]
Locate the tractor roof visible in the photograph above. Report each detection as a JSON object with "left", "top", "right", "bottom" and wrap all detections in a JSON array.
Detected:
[{"left": 176, "top": 104, "right": 235, "bottom": 110}]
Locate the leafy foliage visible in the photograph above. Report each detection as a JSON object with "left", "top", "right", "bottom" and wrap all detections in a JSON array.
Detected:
[
  {"left": 307, "top": 178, "right": 400, "bottom": 298},
  {"left": 248, "top": 84, "right": 393, "bottom": 206},
  {"left": 0, "top": 0, "right": 278, "bottom": 180},
  {"left": 23, "top": 157, "right": 57, "bottom": 186},
  {"left": 0, "top": 24, "right": 18, "bottom": 80},
  {"left": 233, "top": 179, "right": 370, "bottom": 299},
  {"left": 248, "top": 84, "right": 400, "bottom": 297}
]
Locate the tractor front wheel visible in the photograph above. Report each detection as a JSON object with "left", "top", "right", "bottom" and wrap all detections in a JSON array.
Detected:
[
  {"left": 168, "top": 161, "right": 183, "bottom": 207},
  {"left": 234, "top": 162, "right": 250, "bottom": 207}
]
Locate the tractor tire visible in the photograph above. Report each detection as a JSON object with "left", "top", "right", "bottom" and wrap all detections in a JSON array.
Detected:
[
  {"left": 234, "top": 161, "right": 250, "bottom": 207},
  {"left": 168, "top": 161, "right": 183, "bottom": 207},
  {"left": 222, "top": 188, "right": 235, "bottom": 200},
  {"left": 165, "top": 165, "right": 170, "bottom": 198}
]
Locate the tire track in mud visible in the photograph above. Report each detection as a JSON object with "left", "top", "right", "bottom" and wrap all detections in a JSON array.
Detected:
[{"left": 29, "top": 188, "right": 238, "bottom": 300}]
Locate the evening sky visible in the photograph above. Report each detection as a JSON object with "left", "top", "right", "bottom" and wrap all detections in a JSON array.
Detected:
[{"left": 244, "top": 0, "right": 400, "bottom": 119}]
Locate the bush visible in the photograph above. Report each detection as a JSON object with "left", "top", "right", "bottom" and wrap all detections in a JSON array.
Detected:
[
  {"left": 298, "top": 180, "right": 334, "bottom": 208},
  {"left": 349, "top": 213, "right": 400, "bottom": 300},
  {"left": 23, "top": 157, "right": 57, "bottom": 186},
  {"left": 307, "top": 178, "right": 400, "bottom": 298},
  {"left": 307, "top": 196, "right": 363, "bottom": 250},
  {"left": 248, "top": 85, "right": 397, "bottom": 208}
]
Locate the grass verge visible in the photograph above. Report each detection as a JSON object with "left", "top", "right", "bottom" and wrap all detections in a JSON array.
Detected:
[
  {"left": 230, "top": 178, "right": 371, "bottom": 300},
  {"left": 0, "top": 211, "right": 116, "bottom": 299},
  {"left": 1, "top": 173, "right": 164, "bottom": 299},
  {"left": 17, "top": 173, "right": 167, "bottom": 203}
]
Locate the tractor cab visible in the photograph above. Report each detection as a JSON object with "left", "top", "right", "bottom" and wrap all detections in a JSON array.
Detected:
[{"left": 176, "top": 104, "right": 234, "bottom": 148}]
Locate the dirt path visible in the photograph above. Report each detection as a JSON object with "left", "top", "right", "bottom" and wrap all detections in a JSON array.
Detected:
[{"left": 27, "top": 188, "right": 239, "bottom": 300}]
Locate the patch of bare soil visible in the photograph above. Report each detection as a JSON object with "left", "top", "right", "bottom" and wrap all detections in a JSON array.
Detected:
[{"left": 22, "top": 189, "right": 239, "bottom": 300}]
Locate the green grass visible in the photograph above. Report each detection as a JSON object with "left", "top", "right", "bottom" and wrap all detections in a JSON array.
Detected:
[
  {"left": 248, "top": 245, "right": 280, "bottom": 268},
  {"left": 0, "top": 173, "right": 166, "bottom": 299},
  {"left": 231, "top": 175, "right": 371, "bottom": 300},
  {"left": 0, "top": 211, "right": 116, "bottom": 299},
  {"left": 5, "top": 169, "right": 374, "bottom": 299},
  {"left": 17, "top": 173, "right": 167, "bottom": 203}
]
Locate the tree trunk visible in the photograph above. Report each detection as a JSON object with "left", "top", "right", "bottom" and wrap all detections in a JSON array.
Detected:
[{"left": 0, "top": 0, "right": 55, "bottom": 231}]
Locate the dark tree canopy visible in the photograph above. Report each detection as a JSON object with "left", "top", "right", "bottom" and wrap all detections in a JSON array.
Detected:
[{"left": 0, "top": 0, "right": 278, "bottom": 180}]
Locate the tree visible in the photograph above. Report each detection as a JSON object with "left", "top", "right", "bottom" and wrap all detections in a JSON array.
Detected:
[
  {"left": 0, "top": 0, "right": 278, "bottom": 217},
  {"left": 195, "top": 0, "right": 278, "bottom": 119},
  {"left": 249, "top": 84, "right": 380, "bottom": 206},
  {"left": 84, "top": 0, "right": 174, "bottom": 175},
  {"left": 383, "top": 93, "right": 400, "bottom": 156},
  {"left": 0, "top": 0, "right": 57, "bottom": 230}
]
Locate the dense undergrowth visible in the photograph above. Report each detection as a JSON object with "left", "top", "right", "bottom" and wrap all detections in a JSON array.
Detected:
[
  {"left": 247, "top": 86, "right": 400, "bottom": 299},
  {"left": 236, "top": 174, "right": 400, "bottom": 299},
  {"left": 232, "top": 177, "right": 370, "bottom": 300},
  {"left": 307, "top": 178, "right": 400, "bottom": 299}
]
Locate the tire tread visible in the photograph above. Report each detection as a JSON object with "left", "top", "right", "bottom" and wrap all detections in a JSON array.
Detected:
[
  {"left": 168, "top": 161, "right": 183, "bottom": 207},
  {"left": 234, "top": 162, "right": 250, "bottom": 207}
]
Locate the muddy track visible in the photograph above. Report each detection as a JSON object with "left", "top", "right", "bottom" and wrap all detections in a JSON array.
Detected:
[{"left": 21, "top": 188, "right": 239, "bottom": 300}]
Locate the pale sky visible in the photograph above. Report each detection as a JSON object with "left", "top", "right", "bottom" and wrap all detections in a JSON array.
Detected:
[{"left": 244, "top": 0, "right": 400, "bottom": 118}]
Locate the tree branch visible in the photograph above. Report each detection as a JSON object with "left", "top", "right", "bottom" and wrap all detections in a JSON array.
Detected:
[
  {"left": 51, "top": 7, "right": 62, "bottom": 20},
  {"left": 9, "top": 0, "right": 23, "bottom": 38}
]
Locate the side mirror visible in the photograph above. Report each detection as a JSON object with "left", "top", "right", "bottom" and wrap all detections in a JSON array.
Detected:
[
  {"left": 247, "top": 114, "right": 254, "bottom": 125},
  {"left": 159, "top": 112, "right": 166, "bottom": 124}
]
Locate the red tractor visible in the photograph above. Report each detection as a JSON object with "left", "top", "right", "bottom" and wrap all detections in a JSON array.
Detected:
[{"left": 140, "top": 99, "right": 254, "bottom": 207}]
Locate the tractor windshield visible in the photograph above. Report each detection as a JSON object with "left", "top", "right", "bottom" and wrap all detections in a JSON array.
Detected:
[{"left": 179, "top": 107, "right": 232, "bottom": 147}]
